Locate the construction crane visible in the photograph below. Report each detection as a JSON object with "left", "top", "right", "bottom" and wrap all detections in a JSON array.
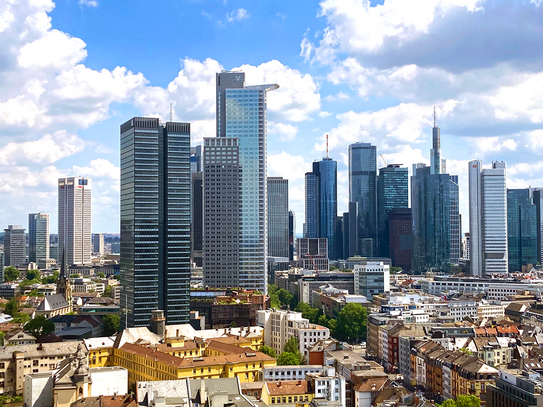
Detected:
[
  {"left": 307, "top": 253, "right": 319, "bottom": 274},
  {"left": 379, "top": 154, "right": 387, "bottom": 167}
]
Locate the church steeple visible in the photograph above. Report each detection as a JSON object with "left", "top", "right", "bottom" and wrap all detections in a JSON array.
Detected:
[{"left": 57, "top": 247, "right": 72, "bottom": 309}]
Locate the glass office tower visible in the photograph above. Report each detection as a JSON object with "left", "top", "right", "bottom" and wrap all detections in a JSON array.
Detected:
[
  {"left": 507, "top": 188, "right": 538, "bottom": 272},
  {"left": 267, "top": 177, "right": 289, "bottom": 258},
  {"left": 348, "top": 143, "right": 377, "bottom": 254},
  {"left": 29, "top": 213, "right": 49, "bottom": 264},
  {"left": 120, "top": 117, "right": 191, "bottom": 328},
  {"left": 215, "top": 71, "right": 278, "bottom": 293},
  {"left": 304, "top": 172, "right": 319, "bottom": 238},
  {"left": 377, "top": 165, "right": 408, "bottom": 257},
  {"left": 449, "top": 175, "right": 461, "bottom": 265},
  {"left": 411, "top": 164, "right": 451, "bottom": 272}
]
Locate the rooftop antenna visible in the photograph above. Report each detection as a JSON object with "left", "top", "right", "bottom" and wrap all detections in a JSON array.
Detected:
[
  {"left": 433, "top": 106, "right": 436, "bottom": 128},
  {"left": 169, "top": 103, "right": 173, "bottom": 122},
  {"left": 326, "top": 134, "right": 329, "bottom": 159}
]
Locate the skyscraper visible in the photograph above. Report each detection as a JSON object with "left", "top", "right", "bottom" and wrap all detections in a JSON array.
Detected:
[
  {"left": 411, "top": 164, "right": 451, "bottom": 272},
  {"left": 507, "top": 189, "right": 538, "bottom": 272},
  {"left": 203, "top": 137, "right": 240, "bottom": 288},
  {"left": 345, "top": 202, "right": 359, "bottom": 258},
  {"left": 377, "top": 164, "right": 408, "bottom": 257},
  {"left": 304, "top": 159, "right": 338, "bottom": 259},
  {"left": 469, "top": 160, "right": 508, "bottom": 275},
  {"left": 388, "top": 208, "right": 412, "bottom": 270},
  {"left": 288, "top": 211, "right": 295, "bottom": 262},
  {"left": 191, "top": 171, "right": 203, "bottom": 267},
  {"left": 349, "top": 143, "right": 377, "bottom": 254},
  {"left": 4, "top": 225, "right": 26, "bottom": 268},
  {"left": 430, "top": 109, "right": 446, "bottom": 174},
  {"left": 93, "top": 233, "right": 104, "bottom": 255},
  {"left": 29, "top": 213, "right": 49, "bottom": 264},
  {"left": 267, "top": 177, "right": 289, "bottom": 258},
  {"left": 449, "top": 175, "right": 461, "bottom": 265},
  {"left": 58, "top": 177, "right": 92, "bottom": 265},
  {"left": 120, "top": 117, "right": 191, "bottom": 328},
  {"left": 532, "top": 189, "right": 543, "bottom": 265},
  {"left": 212, "top": 71, "right": 278, "bottom": 293}
]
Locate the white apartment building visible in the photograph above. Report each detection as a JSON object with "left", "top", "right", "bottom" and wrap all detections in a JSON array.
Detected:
[
  {"left": 477, "top": 303, "right": 505, "bottom": 318},
  {"left": 256, "top": 309, "right": 330, "bottom": 356},
  {"left": 354, "top": 262, "right": 390, "bottom": 299},
  {"left": 58, "top": 177, "right": 92, "bottom": 265},
  {"left": 421, "top": 278, "right": 543, "bottom": 300},
  {"left": 469, "top": 160, "right": 508, "bottom": 275},
  {"left": 263, "top": 365, "right": 334, "bottom": 381},
  {"left": 307, "top": 372, "right": 346, "bottom": 405}
]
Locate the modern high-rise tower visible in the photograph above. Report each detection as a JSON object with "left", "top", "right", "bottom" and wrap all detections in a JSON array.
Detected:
[
  {"left": 469, "top": 160, "right": 508, "bottom": 275},
  {"left": 430, "top": 108, "right": 446, "bottom": 175},
  {"left": 212, "top": 71, "right": 278, "bottom": 293},
  {"left": 29, "top": 213, "right": 49, "bottom": 264},
  {"left": 507, "top": 188, "right": 538, "bottom": 272},
  {"left": 348, "top": 143, "right": 377, "bottom": 255},
  {"left": 120, "top": 117, "right": 191, "bottom": 328},
  {"left": 58, "top": 177, "right": 92, "bottom": 265},
  {"left": 191, "top": 146, "right": 203, "bottom": 267},
  {"left": 449, "top": 175, "right": 461, "bottom": 265},
  {"left": 4, "top": 225, "right": 26, "bottom": 268},
  {"left": 267, "top": 177, "right": 289, "bottom": 258},
  {"left": 377, "top": 164, "right": 408, "bottom": 257},
  {"left": 93, "top": 233, "right": 104, "bottom": 255}
]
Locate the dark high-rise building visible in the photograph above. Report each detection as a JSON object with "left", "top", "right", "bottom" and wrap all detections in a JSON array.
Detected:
[
  {"left": 388, "top": 208, "right": 412, "bottom": 271},
  {"left": 203, "top": 137, "right": 240, "bottom": 288},
  {"left": 346, "top": 202, "right": 359, "bottom": 258},
  {"left": 29, "top": 213, "right": 49, "bottom": 264},
  {"left": 348, "top": 142, "right": 377, "bottom": 253},
  {"left": 267, "top": 177, "right": 289, "bottom": 258},
  {"left": 430, "top": 109, "right": 446, "bottom": 174},
  {"left": 191, "top": 172, "right": 203, "bottom": 267},
  {"left": 190, "top": 145, "right": 202, "bottom": 173},
  {"left": 304, "top": 158, "right": 338, "bottom": 259},
  {"left": 532, "top": 189, "right": 543, "bottom": 265},
  {"left": 214, "top": 71, "right": 278, "bottom": 293},
  {"left": 411, "top": 164, "right": 451, "bottom": 272},
  {"left": 4, "top": 225, "right": 26, "bottom": 268},
  {"left": 288, "top": 211, "right": 295, "bottom": 261},
  {"left": 377, "top": 165, "right": 408, "bottom": 257},
  {"left": 449, "top": 175, "right": 461, "bottom": 265},
  {"left": 335, "top": 216, "right": 344, "bottom": 260},
  {"left": 120, "top": 117, "right": 191, "bottom": 328},
  {"left": 507, "top": 188, "right": 538, "bottom": 272}
]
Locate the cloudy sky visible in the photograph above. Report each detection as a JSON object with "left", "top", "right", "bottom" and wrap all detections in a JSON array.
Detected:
[{"left": 1, "top": 0, "right": 543, "bottom": 234}]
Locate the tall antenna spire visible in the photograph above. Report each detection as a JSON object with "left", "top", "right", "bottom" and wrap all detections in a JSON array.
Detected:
[
  {"left": 433, "top": 106, "right": 436, "bottom": 128},
  {"left": 326, "top": 134, "right": 329, "bottom": 159},
  {"left": 169, "top": 103, "right": 173, "bottom": 122}
]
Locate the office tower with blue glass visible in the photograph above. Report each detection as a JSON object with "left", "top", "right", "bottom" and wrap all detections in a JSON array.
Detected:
[
  {"left": 120, "top": 117, "right": 191, "bottom": 328},
  {"left": 377, "top": 165, "right": 408, "bottom": 258},
  {"left": 533, "top": 189, "right": 543, "bottom": 265},
  {"left": 304, "top": 158, "right": 338, "bottom": 259},
  {"left": 348, "top": 142, "right": 377, "bottom": 256},
  {"left": 411, "top": 163, "right": 451, "bottom": 272},
  {"left": 267, "top": 177, "right": 289, "bottom": 258},
  {"left": 449, "top": 175, "right": 461, "bottom": 265},
  {"left": 507, "top": 188, "right": 538, "bottom": 272},
  {"left": 213, "top": 71, "right": 278, "bottom": 293},
  {"left": 29, "top": 213, "right": 50, "bottom": 265}
]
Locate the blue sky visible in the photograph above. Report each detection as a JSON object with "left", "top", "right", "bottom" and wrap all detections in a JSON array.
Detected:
[{"left": 1, "top": 0, "right": 543, "bottom": 234}]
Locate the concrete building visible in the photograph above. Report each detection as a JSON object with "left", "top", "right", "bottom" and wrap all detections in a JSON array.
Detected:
[
  {"left": 214, "top": 71, "right": 278, "bottom": 293},
  {"left": 297, "top": 238, "right": 329, "bottom": 272},
  {"left": 267, "top": 177, "right": 289, "bottom": 259},
  {"left": 92, "top": 233, "right": 104, "bottom": 255},
  {"left": 469, "top": 160, "right": 508, "bottom": 275},
  {"left": 29, "top": 213, "right": 49, "bottom": 265},
  {"left": 487, "top": 369, "right": 543, "bottom": 407},
  {"left": 263, "top": 365, "right": 335, "bottom": 382},
  {"left": 120, "top": 118, "right": 191, "bottom": 327},
  {"left": 354, "top": 262, "right": 390, "bottom": 299},
  {"left": 58, "top": 177, "right": 92, "bottom": 265},
  {"left": 4, "top": 225, "right": 26, "bottom": 268},
  {"left": 257, "top": 309, "right": 330, "bottom": 356}
]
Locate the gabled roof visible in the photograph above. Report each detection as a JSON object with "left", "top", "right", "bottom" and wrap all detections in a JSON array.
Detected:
[
  {"left": 36, "top": 294, "right": 69, "bottom": 311},
  {"left": 266, "top": 380, "right": 309, "bottom": 396}
]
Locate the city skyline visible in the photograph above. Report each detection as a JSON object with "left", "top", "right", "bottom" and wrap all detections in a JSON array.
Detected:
[{"left": 1, "top": 1, "right": 543, "bottom": 237}]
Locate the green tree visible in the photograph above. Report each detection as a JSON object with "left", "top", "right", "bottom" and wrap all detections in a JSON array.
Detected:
[
  {"left": 329, "top": 265, "right": 337, "bottom": 271},
  {"left": 96, "top": 272, "right": 105, "bottom": 278},
  {"left": 42, "top": 270, "right": 59, "bottom": 284},
  {"left": 11, "top": 313, "right": 30, "bottom": 324},
  {"left": 70, "top": 273, "right": 80, "bottom": 278},
  {"left": 24, "top": 315, "right": 54, "bottom": 338},
  {"left": 281, "top": 337, "right": 303, "bottom": 365},
  {"left": 459, "top": 348, "right": 474, "bottom": 356},
  {"left": 4, "top": 298, "right": 18, "bottom": 317},
  {"left": 25, "top": 270, "right": 40, "bottom": 281},
  {"left": 270, "top": 294, "right": 281, "bottom": 309},
  {"left": 390, "top": 266, "right": 403, "bottom": 273},
  {"left": 102, "top": 314, "right": 120, "bottom": 336},
  {"left": 277, "top": 352, "right": 302, "bottom": 365},
  {"left": 0, "top": 331, "right": 5, "bottom": 345},
  {"left": 437, "top": 396, "right": 480, "bottom": 407},
  {"left": 3, "top": 266, "right": 20, "bottom": 282},
  {"left": 295, "top": 302, "right": 320, "bottom": 324},
  {"left": 336, "top": 303, "right": 367, "bottom": 343},
  {"left": 19, "top": 278, "right": 41, "bottom": 288},
  {"left": 259, "top": 345, "right": 276, "bottom": 358},
  {"left": 102, "top": 286, "right": 113, "bottom": 298},
  {"left": 277, "top": 289, "right": 293, "bottom": 307}
]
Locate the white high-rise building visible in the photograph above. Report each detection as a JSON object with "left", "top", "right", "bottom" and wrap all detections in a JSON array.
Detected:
[
  {"left": 58, "top": 177, "right": 92, "bottom": 265},
  {"left": 4, "top": 225, "right": 26, "bottom": 268},
  {"left": 469, "top": 161, "right": 508, "bottom": 276}
]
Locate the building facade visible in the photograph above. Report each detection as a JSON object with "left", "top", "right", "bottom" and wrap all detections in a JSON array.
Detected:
[
  {"left": 469, "top": 160, "right": 508, "bottom": 275},
  {"left": 28, "top": 213, "right": 49, "bottom": 264},
  {"left": 297, "top": 238, "right": 329, "bottom": 272},
  {"left": 92, "top": 233, "right": 104, "bottom": 255},
  {"left": 289, "top": 211, "right": 296, "bottom": 261},
  {"left": 215, "top": 71, "right": 278, "bottom": 293},
  {"left": 388, "top": 208, "right": 412, "bottom": 271},
  {"left": 349, "top": 143, "right": 377, "bottom": 256},
  {"left": 120, "top": 117, "right": 191, "bottom": 328},
  {"left": 4, "top": 225, "right": 26, "bottom": 268},
  {"left": 353, "top": 262, "right": 390, "bottom": 299},
  {"left": 449, "top": 175, "right": 461, "bottom": 265},
  {"left": 58, "top": 177, "right": 92, "bottom": 265},
  {"left": 507, "top": 188, "right": 538, "bottom": 272},
  {"left": 377, "top": 165, "right": 408, "bottom": 258},
  {"left": 267, "top": 177, "right": 289, "bottom": 258}
]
